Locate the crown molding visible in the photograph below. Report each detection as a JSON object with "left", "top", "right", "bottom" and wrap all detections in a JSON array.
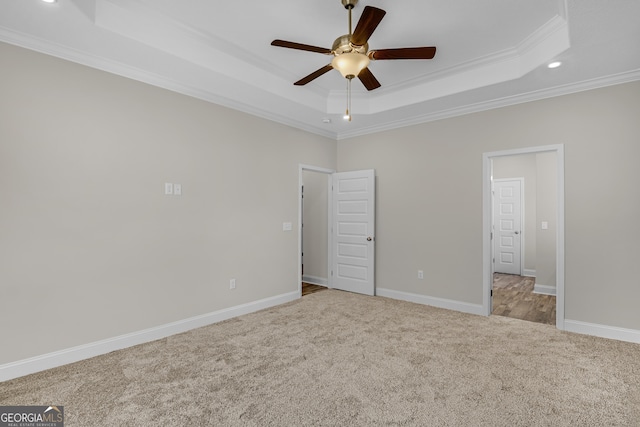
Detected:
[
  {"left": 0, "top": 28, "right": 337, "bottom": 139},
  {"left": 336, "top": 69, "right": 640, "bottom": 140},
  {"left": 2, "top": 22, "right": 639, "bottom": 142},
  {"left": 328, "top": 14, "right": 570, "bottom": 116}
]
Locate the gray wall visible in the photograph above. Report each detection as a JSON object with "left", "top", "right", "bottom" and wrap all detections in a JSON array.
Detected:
[
  {"left": 338, "top": 80, "right": 640, "bottom": 331},
  {"left": 3, "top": 40, "right": 640, "bottom": 367},
  {"left": 536, "top": 152, "right": 557, "bottom": 289},
  {"left": 0, "top": 42, "right": 337, "bottom": 365}
]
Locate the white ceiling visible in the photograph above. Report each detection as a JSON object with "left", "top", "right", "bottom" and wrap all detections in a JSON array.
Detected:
[{"left": 2, "top": 0, "right": 640, "bottom": 140}]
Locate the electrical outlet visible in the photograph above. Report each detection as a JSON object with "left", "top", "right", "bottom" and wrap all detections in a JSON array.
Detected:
[
  {"left": 418, "top": 270, "right": 424, "bottom": 279},
  {"left": 229, "top": 279, "right": 236, "bottom": 290}
]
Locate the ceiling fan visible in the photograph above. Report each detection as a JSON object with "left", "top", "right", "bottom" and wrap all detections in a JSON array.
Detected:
[{"left": 271, "top": 0, "right": 437, "bottom": 92}]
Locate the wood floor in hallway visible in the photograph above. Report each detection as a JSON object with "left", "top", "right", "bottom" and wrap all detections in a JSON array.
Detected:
[
  {"left": 302, "top": 282, "right": 327, "bottom": 296},
  {"left": 492, "top": 273, "right": 556, "bottom": 325}
]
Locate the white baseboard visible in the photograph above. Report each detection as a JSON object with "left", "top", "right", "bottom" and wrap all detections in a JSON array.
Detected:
[
  {"left": 523, "top": 269, "right": 536, "bottom": 277},
  {"left": 533, "top": 284, "right": 556, "bottom": 295},
  {"left": 0, "top": 291, "right": 299, "bottom": 382},
  {"left": 302, "top": 275, "right": 328, "bottom": 286},
  {"left": 564, "top": 319, "right": 640, "bottom": 344},
  {"left": 376, "top": 288, "right": 485, "bottom": 316}
]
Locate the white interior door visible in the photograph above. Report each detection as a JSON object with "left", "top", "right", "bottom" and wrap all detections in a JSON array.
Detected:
[
  {"left": 331, "top": 170, "right": 375, "bottom": 296},
  {"left": 493, "top": 179, "right": 522, "bottom": 275}
]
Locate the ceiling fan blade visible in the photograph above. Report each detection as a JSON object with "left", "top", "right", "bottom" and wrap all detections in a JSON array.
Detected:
[
  {"left": 351, "top": 6, "right": 386, "bottom": 47},
  {"left": 271, "top": 39, "right": 332, "bottom": 55},
  {"left": 358, "top": 67, "right": 381, "bottom": 91},
  {"left": 294, "top": 64, "right": 334, "bottom": 86},
  {"left": 369, "top": 47, "right": 437, "bottom": 60}
]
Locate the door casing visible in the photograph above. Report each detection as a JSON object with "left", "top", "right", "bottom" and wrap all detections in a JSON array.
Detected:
[{"left": 482, "top": 145, "right": 565, "bottom": 329}]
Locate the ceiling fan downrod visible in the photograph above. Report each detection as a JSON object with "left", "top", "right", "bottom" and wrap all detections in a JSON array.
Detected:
[{"left": 341, "top": 0, "right": 357, "bottom": 35}]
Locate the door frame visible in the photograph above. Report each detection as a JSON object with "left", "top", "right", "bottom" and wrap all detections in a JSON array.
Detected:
[
  {"left": 482, "top": 145, "right": 565, "bottom": 329},
  {"left": 492, "top": 178, "right": 524, "bottom": 276},
  {"left": 298, "top": 164, "right": 335, "bottom": 296}
]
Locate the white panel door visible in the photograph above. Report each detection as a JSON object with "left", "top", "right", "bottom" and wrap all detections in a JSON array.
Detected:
[
  {"left": 493, "top": 179, "right": 522, "bottom": 275},
  {"left": 332, "top": 170, "right": 375, "bottom": 296}
]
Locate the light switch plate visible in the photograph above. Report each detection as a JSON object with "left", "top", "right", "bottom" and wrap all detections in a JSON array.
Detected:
[
  {"left": 164, "top": 182, "right": 173, "bottom": 195},
  {"left": 541, "top": 221, "right": 548, "bottom": 230},
  {"left": 173, "top": 184, "right": 182, "bottom": 196},
  {"left": 283, "top": 222, "right": 292, "bottom": 231}
]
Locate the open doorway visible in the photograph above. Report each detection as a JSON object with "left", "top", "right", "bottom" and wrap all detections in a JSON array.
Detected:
[
  {"left": 297, "top": 165, "right": 377, "bottom": 297},
  {"left": 491, "top": 154, "right": 556, "bottom": 325},
  {"left": 298, "top": 165, "right": 334, "bottom": 296},
  {"left": 483, "top": 145, "right": 565, "bottom": 329}
]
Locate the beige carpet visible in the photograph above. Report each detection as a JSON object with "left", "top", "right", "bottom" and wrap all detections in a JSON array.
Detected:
[{"left": 1, "top": 290, "right": 639, "bottom": 426}]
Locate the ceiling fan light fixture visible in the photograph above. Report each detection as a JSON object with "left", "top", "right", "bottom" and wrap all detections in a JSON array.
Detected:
[
  {"left": 332, "top": 52, "right": 370, "bottom": 79},
  {"left": 271, "top": 2, "right": 436, "bottom": 122}
]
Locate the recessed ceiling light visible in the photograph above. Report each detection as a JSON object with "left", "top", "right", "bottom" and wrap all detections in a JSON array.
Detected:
[
  {"left": 547, "top": 61, "right": 562, "bottom": 69},
  {"left": 322, "top": 118, "right": 331, "bottom": 124},
  {"left": 42, "top": 0, "right": 57, "bottom": 3}
]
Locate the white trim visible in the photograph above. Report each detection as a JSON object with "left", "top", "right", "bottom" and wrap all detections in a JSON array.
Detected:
[
  {"left": 564, "top": 320, "right": 640, "bottom": 344},
  {"left": 0, "top": 30, "right": 337, "bottom": 141},
  {"left": 556, "top": 146, "right": 566, "bottom": 330},
  {"left": 377, "top": 288, "right": 485, "bottom": 317},
  {"left": 3, "top": 28, "right": 639, "bottom": 142},
  {"left": 533, "top": 284, "right": 556, "bottom": 296},
  {"left": 0, "top": 291, "right": 299, "bottom": 382},
  {"left": 326, "top": 173, "right": 333, "bottom": 288},
  {"left": 337, "top": 70, "right": 640, "bottom": 140},
  {"left": 483, "top": 145, "right": 565, "bottom": 330},
  {"left": 298, "top": 165, "right": 336, "bottom": 296},
  {"left": 522, "top": 269, "right": 536, "bottom": 277},
  {"left": 299, "top": 164, "right": 335, "bottom": 175},
  {"left": 301, "top": 275, "right": 328, "bottom": 287}
]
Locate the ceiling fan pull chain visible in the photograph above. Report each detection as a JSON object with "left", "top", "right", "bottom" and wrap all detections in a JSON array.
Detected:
[
  {"left": 348, "top": 78, "right": 351, "bottom": 118},
  {"left": 345, "top": 78, "right": 352, "bottom": 122}
]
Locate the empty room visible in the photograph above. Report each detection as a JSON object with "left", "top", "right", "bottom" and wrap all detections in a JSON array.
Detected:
[{"left": 1, "top": 1, "right": 639, "bottom": 425}]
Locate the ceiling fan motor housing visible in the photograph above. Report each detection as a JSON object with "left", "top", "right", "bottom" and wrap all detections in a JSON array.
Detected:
[{"left": 332, "top": 34, "right": 368, "bottom": 55}]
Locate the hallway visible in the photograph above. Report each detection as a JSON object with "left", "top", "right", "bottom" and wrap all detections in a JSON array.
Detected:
[{"left": 492, "top": 273, "right": 556, "bottom": 325}]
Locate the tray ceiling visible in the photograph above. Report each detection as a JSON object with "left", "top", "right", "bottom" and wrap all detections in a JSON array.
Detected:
[{"left": 1, "top": 0, "right": 639, "bottom": 139}]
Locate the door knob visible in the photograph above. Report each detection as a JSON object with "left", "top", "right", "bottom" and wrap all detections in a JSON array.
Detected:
[
  {"left": 367, "top": 237, "right": 372, "bottom": 241},
  {"left": 514, "top": 231, "right": 519, "bottom": 235}
]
